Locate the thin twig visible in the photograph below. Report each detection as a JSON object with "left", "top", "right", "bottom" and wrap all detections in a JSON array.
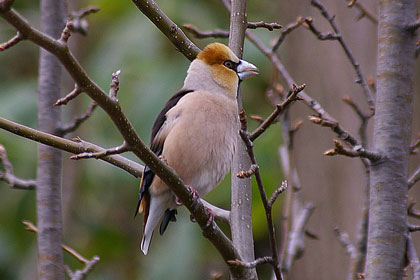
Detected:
[
  {"left": 237, "top": 164, "right": 259, "bottom": 179},
  {"left": 239, "top": 112, "right": 283, "bottom": 278},
  {"left": 268, "top": 180, "right": 288, "bottom": 208},
  {"left": 410, "top": 133, "right": 420, "bottom": 154},
  {"left": 272, "top": 17, "right": 306, "bottom": 52},
  {"left": 408, "top": 203, "right": 420, "bottom": 219},
  {"left": 283, "top": 203, "right": 315, "bottom": 273},
  {"left": 334, "top": 226, "right": 358, "bottom": 260},
  {"left": 0, "top": 31, "right": 24, "bottom": 51},
  {"left": 132, "top": 0, "right": 200, "bottom": 61},
  {"left": 324, "top": 139, "right": 381, "bottom": 162},
  {"left": 247, "top": 21, "right": 282, "bottom": 31},
  {"left": 0, "top": 145, "right": 36, "bottom": 190},
  {"left": 57, "top": 102, "right": 97, "bottom": 136},
  {"left": 200, "top": 199, "right": 230, "bottom": 224},
  {"left": 250, "top": 84, "right": 305, "bottom": 141},
  {"left": 70, "top": 6, "right": 100, "bottom": 36},
  {"left": 408, "top": 166, "right": 420, "bottom": 190},
  {"left": 342, "top": 96, "right": 372, "bottom": 146},
  {"left": 0, "top": 118, "right": 143, "bottom": 178},
  {"left": 406, "top": 18, "right": 420, "bottom": 32},
  {"left": 109, "top": 70, "right": 120, "bottom": 100},
  {"left": 59, "top": 21, "right": 73, "bottom": 43},
  {"left": 54, "top": 84, "right": 83, "bottom": 106},
  {"left": 310, "top": 0, "right": 375, "bottom": 110},
  {"left": 182, "top": 24, "right": 229, "bottom": 39},
  {"left": 22, "top": 221, "right": 100, "bottom": 280},
  {"left": 70, "top": 141, "right": 130, "bottom": 160},
  {"left": 347, "top": 0, "right": 378, "bottom": 24},
  {"left": 304, "top": 18, "right": 341, "bottom": 40},
  {"left": 228, "top": 256, "right": 275, "bottom": 268}
]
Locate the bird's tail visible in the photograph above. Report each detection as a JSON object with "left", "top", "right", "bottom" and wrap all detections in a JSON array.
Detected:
[{"left": 140, "top": 195, "right": 167, "bottom": 255}]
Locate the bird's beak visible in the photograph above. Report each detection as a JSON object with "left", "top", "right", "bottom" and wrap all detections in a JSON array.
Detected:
[{"left": 237, "top": 59, "right": 259, "bottom": 81}]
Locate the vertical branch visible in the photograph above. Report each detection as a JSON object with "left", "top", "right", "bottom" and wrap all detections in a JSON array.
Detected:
[
  {"left": 36, "top": 0, "right": 65, "bottom": 278},
  {"left": 228, "top": 1, "right": 257, "bottom": 279},
  {"left": 365, "top": 0, "right": 417, "bottom": 278}
]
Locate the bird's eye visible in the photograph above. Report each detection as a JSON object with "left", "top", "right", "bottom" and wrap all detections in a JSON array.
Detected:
[{"left": 223, "top": 60, "right": 233, "bottom": 69}]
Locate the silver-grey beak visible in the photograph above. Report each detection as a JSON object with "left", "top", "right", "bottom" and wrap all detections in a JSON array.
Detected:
[{"left": 237, "top": 59, "right": 259, "bottom": 81}]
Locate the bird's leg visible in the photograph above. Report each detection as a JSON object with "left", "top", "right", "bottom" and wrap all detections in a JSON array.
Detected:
[{"left": 158, "top": 155, "right": 168, "bottom": 165}]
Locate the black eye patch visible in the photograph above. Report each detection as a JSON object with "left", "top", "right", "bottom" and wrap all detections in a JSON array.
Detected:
[{"left": 223, "top": 60, "right": 239, "bottom": 72}]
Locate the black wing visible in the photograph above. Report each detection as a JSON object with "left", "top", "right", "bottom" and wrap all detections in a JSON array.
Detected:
[{"left": 134, "top": 89, "right": 194, "bottom": 217}]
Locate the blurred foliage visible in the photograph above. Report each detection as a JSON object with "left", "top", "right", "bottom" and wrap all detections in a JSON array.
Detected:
[{"left": 0, "top": 0, "right": 287, "bottom": 279}]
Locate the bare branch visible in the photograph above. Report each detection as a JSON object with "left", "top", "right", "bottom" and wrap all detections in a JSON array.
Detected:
[
  {"left": 408, "top": 165, "right": 420, "bottom": 190},
  {"left": 304, "top": 17, "right": 341, "bottom": 40},
  {"left": 70, "top": 6, "right": 100, "bottom": 36},
  {"left": 23, "top": 221, "right": 100, "bottom": 280},
  {"left": 109, "top": 70, "right": 121, "bottom": 100},
  {"left": 54, "top": 84, "right": 83, "bottom": 106},
  {"left": 131, "top": 0, "right": 200, "bottom": 61},
  {"left": 0, "top": 31, "right": 23, "bottom": 51},
  {"left": 406, "top": 18, "right": 420, "bottom": 32},
  {"left": 0, "top": 118, "right": 143, "bottom": 178},
  {"left": 310, "top": 0, "right": 375, "bottom": 110},
  {"left": 182, "top": 24, "right": 229, "bottom": 39},
  {"left": 407, "top": 234, "right": 420, "bottom": 280},
  {"left": 410, "top": 133, "right": 420, "bottom": 154},
  {"left": 272, "top": 17, "right": 306, "bottom": 52},
  {"left": 268, "top": 180, "right": 288, "bottom": 208},
  {"left": 347, "top": 0, "right": 378, "bottom": 24},
  {"left": 283, "top": 203, "right": 315, "bottom": 273},
  {"left": 228, "top": 257, "right": 275, "bottom": 269},
  {"left": 239, "top": 113, "right": 283, "bottom": 278},
  {"left": 409, "top": 224, "right": 420, "bottom": 232},
  {"left": 70, "top": 141, "right": 130, "bottom": 160},
  {"left": 59, "top": 21, "right": 73, "bottom": 43},
  {"left": 247, "top": 21, "right": 282, "bottom": 31},
  {"left": 324, "top": 139, "right": 381, "bottom": 162},
  {"left": 0, "top": 145, "right": 36, "bottom": 190},
  {"left": 236, "top": 164, "right": 259, "bottom": 179},
  {"left": 200, "top": 199, "right": 230, "bottom": 224},
  {"left": 334, "top": 226, "right": 358, "bottom": 260},
  {"left": 408, "top": 203, "right": 420, "bottom": 219},
  {"left": 250, "top": 84, "right": 305, "bottom": 141},
  {"left": 57, "top": 102, "right": 97, "bottom": 136}
]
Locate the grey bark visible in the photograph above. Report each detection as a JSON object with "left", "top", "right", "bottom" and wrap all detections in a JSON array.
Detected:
[
  {"left": 229, "top": 0, "right": 258, "bottom": 279},
  {"left": 36, "top": 0, "right": 65, "bottom": 279},
  {"left": 365, "top": 0, "right": 417, "bottom": 279}
]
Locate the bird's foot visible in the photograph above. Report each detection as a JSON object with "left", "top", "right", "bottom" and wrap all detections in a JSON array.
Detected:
[
  {"left": 158, "top": 155, "right": 168, "bottom": 165},
  {"left": 187, "top": 185, "right": 200, "bottom": 206},
  {"left": 204, "top": 207, "right": 214, "bottom": 228}
]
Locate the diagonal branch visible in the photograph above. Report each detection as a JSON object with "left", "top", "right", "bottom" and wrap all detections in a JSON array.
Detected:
[
  {"left": 247, "top": 21, "right": 282, "bottom": 31},
  {"left": 23, "top": 221, "right": 100, "bottom": 280},
  {"left": 408, "top": 165, "right": 420, "bottom": 190},
  {"left": 323, "top": 139, "right": 381, "bottom": 162},
  {"left": 347, "top": 0, "right": 378, "bottom": 24},
  {"left": 0, "top": 145, "right": 36, "bottom": 190},
  {"left": 272, "top": 17, "right": 306, "bottom": 52},
  {"left": 310, "top": 0, "right": 375, "bottom": 110},
  {"left": 57, "top": 102, "right": 97, "bottom": 136},
  {"left": 250, "top": 84, "right": 304, "bottom": 141},
  {"left": 131, "top": 0, "right": 200, "bottom": 61},
  {"left": 70, "top": 141, "right": 130, "bottom": 160},
  {"left": 0, "top": 31, "right": 24, "bottom": 51}
]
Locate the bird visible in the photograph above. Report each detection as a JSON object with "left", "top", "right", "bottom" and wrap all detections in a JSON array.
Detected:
[{"left": 135, "top": 42, "right": 259, "bottom": 255}]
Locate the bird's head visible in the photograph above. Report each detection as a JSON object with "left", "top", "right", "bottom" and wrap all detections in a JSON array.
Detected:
[{"left": 185, "top": 43, "right": 258, "bottom": 98}]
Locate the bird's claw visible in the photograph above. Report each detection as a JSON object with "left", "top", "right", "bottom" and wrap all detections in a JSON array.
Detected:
[
  {"left": 205, "top": 207, "right": 214, "bottom": 228},
  {"left": 187, "top": 185, "right": 200, "bottom": 206}
]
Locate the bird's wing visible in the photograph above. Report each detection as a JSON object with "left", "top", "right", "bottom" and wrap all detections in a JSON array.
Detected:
[{"left": 135, "top": 89, "right": 194, "bottom": 217}]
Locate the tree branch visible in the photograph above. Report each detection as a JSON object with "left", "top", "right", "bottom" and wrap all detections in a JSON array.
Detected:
[
  {"left": 407, "top": 234, "right": 420, "bottom": 280},
  {"left": 0, "top": 31, "right": 24, "bottom": 51},
  {"left": 69, "top": 6, "right": 100, "bottom": 36},
  {"left": 0, "top": 118, "right": 143, "bottom": 177},
  {"left": 0, "top": 145, "right": 36, "bottom": 190},
  {"left": 201, "top": 199, "right": 230, "bottom": 224},
  {"left": 268, "top": 181, "right": 288, "bottom": 208},
  {"left": 334, "top": 226, "right": 358, "bottom": 260},
  {"left": 272, "top": 17, "right": 306, "bottom": 52},
  {"left": 347, "top": 0, "right": 378, "bottom": 24},
  {"left": 23, "top": 221, "right": 100, "bottom": 280},
  {"left": 310, "top": 0, "right": 375, "bottom": 110},
  {"left": 247, "top": 21, "right": 281, "bottom": 31},
  {"left": 131, "top": 0, "right": 200, "bottom": 61},
  {"left": 408, "top": 165, "right": 420, "bottom": 190},
  {"left": 70, "top": 141, "right": 130, "bottom": 160},
  {"left": 182, "top": 24, "right": 229, "bottom": 39},
  {"left": 57, "top": 102, "right": 97, "bottom": 136},
  {"left": 228, "top": 257, "right": 275, "bottom": 269},
  {"left": 323, "top": 139, "right": 381, "bottom": 162},
  {"left": 250, "top": 84, "right": 304, "bottom": 141}
]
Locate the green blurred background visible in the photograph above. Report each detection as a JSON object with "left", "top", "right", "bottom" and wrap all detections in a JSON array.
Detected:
[{"left": 1, "top": 0, "right": 419, "bottom": 279}]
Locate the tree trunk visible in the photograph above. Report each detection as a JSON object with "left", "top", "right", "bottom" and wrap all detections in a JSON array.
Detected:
[
  {"left": 36, "top": 0, "right": 65, "bottom": 279},
  {"left": 229, "top": 0, "right": 258, "bottom": 279},
  {"left": 365, "top": 0, "right": 417, "bottom": 279}
]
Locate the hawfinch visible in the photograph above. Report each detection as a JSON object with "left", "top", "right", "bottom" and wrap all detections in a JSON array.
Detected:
[{"left": 136, "top": 42, "right": 258, "bottom": 255}]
